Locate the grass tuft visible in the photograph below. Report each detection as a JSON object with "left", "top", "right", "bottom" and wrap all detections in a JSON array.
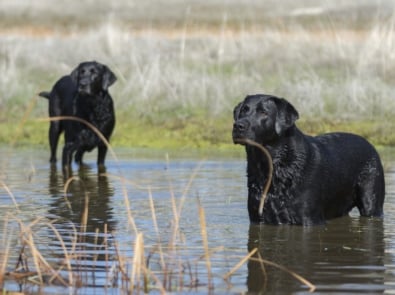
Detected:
[{"left": 1, "top": 1, "right": 395, "bottom": 148}]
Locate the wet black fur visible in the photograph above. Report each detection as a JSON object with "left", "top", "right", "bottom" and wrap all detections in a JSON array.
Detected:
[
  {"left": 39, "top": 61, "right": 116, "bottom": 171},
  {"left": 232, "top": 94, "right": 385, "bottom": 225}
]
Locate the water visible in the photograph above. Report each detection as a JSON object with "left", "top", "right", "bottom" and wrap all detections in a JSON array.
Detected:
[{"left": 0, "top": 146, "right": 394, "bottom": 294}]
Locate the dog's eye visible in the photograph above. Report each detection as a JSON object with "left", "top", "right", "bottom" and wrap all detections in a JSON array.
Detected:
[
  {"left": 257, "top": 107, "right": 267, "bottom": 116},
  {"left": 241, "top": 105, "right": 250, "bottom": 114}
]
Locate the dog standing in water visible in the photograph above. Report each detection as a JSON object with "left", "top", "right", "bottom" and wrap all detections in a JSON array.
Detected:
[
  {"left": 39, "top": 61, "right": 116, "bottom": 172},
  {"left": 232, "top": 94, "right": 385, "bottom": 225}
]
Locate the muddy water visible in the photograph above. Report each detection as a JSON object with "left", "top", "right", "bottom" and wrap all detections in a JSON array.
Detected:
[{"left": 0, "top": 146, "right": 394, "bottom": 294}]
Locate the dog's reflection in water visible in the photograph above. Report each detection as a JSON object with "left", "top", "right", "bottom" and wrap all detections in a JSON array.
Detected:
[
  {"left": 247, "top": 217, "right": 385, "bottom": 293},
  {"left": 47, "top": 165, "right": 116, "bottom": 262}
]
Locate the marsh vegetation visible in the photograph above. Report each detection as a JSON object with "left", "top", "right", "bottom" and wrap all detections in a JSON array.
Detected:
[
  {"left": 1, "top": 0, "right": 395, "bottom": 147},
  {"left": 1, "top": 1, "right": 395, "bottom": 294}
]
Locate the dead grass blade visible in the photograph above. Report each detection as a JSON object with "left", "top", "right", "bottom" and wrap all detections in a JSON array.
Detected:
[
  {"left": 80, "top": 192, "right": 89, "bottom": 234},
  {"left": 224, "top": 247, "right": 315, "bottom": 292},
  {"left": 234, "top": 138, "right": 273, "bottom": 215},
  {"left": 0, "top": 181, "right": 20, "bottom": 212},
  {"left": 197, "top": 199, "right": 212, "bottom": 290},
  {"left": 255, "top": 252, "right": 316, "bottom": 292},
  {"left": 11, "top": 95, "right": 38, "bottom": 147},
  {"left": 101, "top": 173, "right": 138, "bottom": 234},
  {"left": 148, "top": 188, "right": 166, "bottom": 272},
  {"left": 223, "top": 248, "right": 258, "bottom": 280},
  {"left": 38, "top": 116, "right": 118, "bottom": 163},
  {"left": 0, "top": 216, "right": 13, "bottom": 287},
  {"left": 62, "top": 176, "right": 79, "bottom": 210},
  {"left": 130, "top": 232, "right": 146, "bottom": 293}
]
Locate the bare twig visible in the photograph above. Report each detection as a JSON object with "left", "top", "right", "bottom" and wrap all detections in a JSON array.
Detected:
[
  {"left": 234, "top": 138, "right": 273, "bottom": 216},
  {"left": 254, "top": 251, "right": 316, "bottom": 292},
  {"left": 197, "top": 199, "right": 213, "bottom": 290},
  {"left": 223, "top": 248, "right": 258, "bottom": 280},
  {"left": 224, "top": 248, "right": 315, "bottom": 292}
]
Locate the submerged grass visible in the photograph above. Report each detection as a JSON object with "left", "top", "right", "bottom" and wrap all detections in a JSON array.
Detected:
[
  {"left": 0, "top": 117, "right": 316, "bottom": 293},
  {"left": 0, "top": 166, "right": 316, "bottom": 294},
  {"left": 0, "top": 1, "right": 394, "bottom": 292}
]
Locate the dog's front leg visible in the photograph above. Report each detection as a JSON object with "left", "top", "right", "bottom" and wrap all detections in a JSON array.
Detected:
[
  {"left": 97, "top": 144, "right": 108, "bottom": 171},
  {"left": 62, "top": 142, "right": 77, "bottom": 174}
]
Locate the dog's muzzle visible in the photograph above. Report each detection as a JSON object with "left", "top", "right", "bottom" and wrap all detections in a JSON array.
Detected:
[{"left": 232, "top": 121, "right": 249, "bottom": 144}]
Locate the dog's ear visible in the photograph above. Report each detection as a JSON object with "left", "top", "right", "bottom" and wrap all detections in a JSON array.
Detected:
[
  {"left": 102, "top": 66, "right": 117, "bottom": 90},
  {"left": 274, "top": 98, "right": 299, "bottom": 135},
  {"left": 233, "top": 102, "right": 243, "bottom": 120},
  {"left": 70, "top": 65, "right": 80, "bottom": 84}
]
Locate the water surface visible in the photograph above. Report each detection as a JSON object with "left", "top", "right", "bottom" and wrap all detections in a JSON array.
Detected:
[{"left": 0, "top": 146, "right": 394, "bottom": 294}]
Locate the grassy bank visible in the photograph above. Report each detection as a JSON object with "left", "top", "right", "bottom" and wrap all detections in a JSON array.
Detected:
[
  {"left": 1, "top": 2, "right": 394, "bottom": 293},
  {"left": 1, "top": 114, "right": 394, "bottom": 151},
  {"left": 0, "top": 0, "right": 395, "bottom": 150}
]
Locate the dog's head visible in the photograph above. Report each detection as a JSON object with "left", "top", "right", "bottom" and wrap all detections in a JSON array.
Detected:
[
  {"left": 70, "top": 61, "right": 116, "bottom": 95},
  {"left": 232, "top": 94, "right": 299, "bottom": 145}
]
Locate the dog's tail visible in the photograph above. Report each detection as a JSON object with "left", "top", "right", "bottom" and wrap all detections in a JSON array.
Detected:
[{"left": 38, "top": 91, "right": 50, "bottom": 99}]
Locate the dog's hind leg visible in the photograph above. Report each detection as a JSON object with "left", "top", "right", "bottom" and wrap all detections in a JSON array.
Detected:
[
  {"left": 49, "top": 121, "right": 62, "bottom": 163},
  {"left": 355, "top": 157, "right": 385, "bottom": 217},
  {"left": 74, "top": 150, "right": 85, "bottom": 165},
  {"left": 97, "top": 144, "right": 108, "bottom": 169}
]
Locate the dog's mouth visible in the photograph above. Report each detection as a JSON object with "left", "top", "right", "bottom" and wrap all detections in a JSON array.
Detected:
[
  {"left": 233, "top": 137, "right": 247, "bottom": 145},
  {"left": 232, "top": 121, "right": 251, "bottom": 144},
  {"left": 77, "top": 85, "right": 91, "bottom": 95},
  {"left": 232, "top": 128, "right": 249, "bottom": 144}
]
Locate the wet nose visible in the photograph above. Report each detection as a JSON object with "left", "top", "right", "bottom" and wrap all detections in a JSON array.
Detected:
[
  {"left": 233, "top": 121, "right": 248, "bottom": 132},
  {"left": 79, "top": 77, "right": 90, "bottom": 86}
]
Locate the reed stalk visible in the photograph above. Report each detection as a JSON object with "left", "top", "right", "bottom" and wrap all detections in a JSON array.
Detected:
[{"left": 198, "top": 200, "right": 213, "bottom": 290}]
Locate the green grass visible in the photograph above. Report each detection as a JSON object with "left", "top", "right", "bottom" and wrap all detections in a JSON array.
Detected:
[
  {"left": 1, "top": 114, "right": 394, "bottom": 152},
  {"left": 0, "top": 0, "right": 395, "bottom": 150},
  {"left": 0, "top": 2, "right": 394, "bottom": 293}
]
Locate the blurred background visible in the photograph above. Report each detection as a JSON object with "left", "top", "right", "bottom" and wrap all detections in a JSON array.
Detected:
[{"left": 1, "top": 0, "right": 395, "bottom": 148}]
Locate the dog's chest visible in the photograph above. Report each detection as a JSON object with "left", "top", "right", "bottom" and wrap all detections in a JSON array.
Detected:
[
  {"left": 75, "top": 95, "right": 112, "bottom": 121},
  {"left": 262, "top": 160, "right": 307, "bottom": 223}
]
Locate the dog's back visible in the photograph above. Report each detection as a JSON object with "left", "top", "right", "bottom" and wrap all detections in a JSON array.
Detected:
[
  {"left": 311, "top": 132, "right": 383, "bottom": 176},
  {"left": 308, "top": 132, "right": 385, "bottom": 219},
  {"left": 39, "top": 76, "right": 77, "bottom": 116}
]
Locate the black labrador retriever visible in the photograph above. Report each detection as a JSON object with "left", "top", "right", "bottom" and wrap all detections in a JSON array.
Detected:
[
  {"left": 232, "top": 94, "right": 385, "bottom": 225},
  {"left": 39, "top": 61, "right": 116, "bottom": 171}
]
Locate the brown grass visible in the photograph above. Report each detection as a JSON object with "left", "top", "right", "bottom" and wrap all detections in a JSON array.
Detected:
[
  {"left": 0, "top": 171, "right": 316, "bottom": 294},
  {"left": 0, "top": 117, "right": 315, "bottom": 293}
]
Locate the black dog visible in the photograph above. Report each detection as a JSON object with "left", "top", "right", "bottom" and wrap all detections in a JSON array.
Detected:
[
  {"left": 232, "top": 94, "right": 385, "bottom": 225},
  {"left": 39, "top": 61, "right": 116, "bottom": 171}
]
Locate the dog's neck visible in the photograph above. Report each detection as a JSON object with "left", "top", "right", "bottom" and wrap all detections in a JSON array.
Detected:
[
  {"left": 245, "top": 126, "right": 310, "bottom": 223},
  {"left": 77, "top": 90, "right": 107, "bottom": 100},
  {"left": 247, "top": 125, "right": 307, "bottom": 166}
]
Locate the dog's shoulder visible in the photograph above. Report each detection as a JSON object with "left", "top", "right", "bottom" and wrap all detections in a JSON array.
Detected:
[
  {"left": 310, "top": 132, "right": 380, "bottom": 166},
  {"left": 314, "top": 132, "right": 375, "bottom": 150},
  {"left": 41, "top": 75, "right": 77, "bottom": 99},
  {"left": 54, "top": 75, "right": 76, "bottom": 92}
]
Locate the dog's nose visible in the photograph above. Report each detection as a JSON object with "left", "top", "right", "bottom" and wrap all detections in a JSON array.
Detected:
[
  {"left": 233, "top": 121, "right": 247, "bottom": 132},
  {"left": 79, "top": 78, "right": 89, "bottom": 86}
]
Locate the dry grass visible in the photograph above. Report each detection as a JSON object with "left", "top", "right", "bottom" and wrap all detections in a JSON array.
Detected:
[
  {"left": 0, "top": 1, "right": 393, "bottom": 292},
  {"left": 0, "top": 194, "right": 316, "bottom": 294},
  {"left": 0, "top": 153, "right": 315, "bottom": 294},
  {"left": 1, "top": 0, "right": 395, "bottom": 126}
]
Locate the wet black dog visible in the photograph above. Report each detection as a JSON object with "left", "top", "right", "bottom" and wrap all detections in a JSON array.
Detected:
[
  {"left": 39, "top": 61, "right": 116, "bottom": 171},
  {"left": 232, "top": 94, "right": 385, "bottom": 225}
]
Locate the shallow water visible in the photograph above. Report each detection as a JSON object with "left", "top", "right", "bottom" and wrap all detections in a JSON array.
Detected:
[{"left": 0, "top": 146, "right": 394, "bottom": 294}]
